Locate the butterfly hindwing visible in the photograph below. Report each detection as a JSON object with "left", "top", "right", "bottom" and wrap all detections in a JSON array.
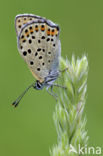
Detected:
[{"left": 16, "top": 14, "right": 61, "bottom": 83}]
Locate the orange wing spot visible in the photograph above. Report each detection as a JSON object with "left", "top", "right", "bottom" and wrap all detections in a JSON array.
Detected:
[
  {"left": 35, "top": 28, "right": 39, "bottom": 31},
  {"left": 41, "top": 27, "right": 45, "bottom": 31},
  {"left": 30, "top": 29, "right": 34, "bottom": 33},
  {"left": 40, "top": 25, "right": 45, "bottom": 31},
  {"left": 25, "top": 32, "right": 30, "bottom": 36},
  {"left": 47, "top": 29, "right": 51, "bottom": 35},
  {"left": 55, "top": 30, "right": 58, "bottom": 36},
  {"left": 51, "top": 29, "right": 55, "bottom": 36}
]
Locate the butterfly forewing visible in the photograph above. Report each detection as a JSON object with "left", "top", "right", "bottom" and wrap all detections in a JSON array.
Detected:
[
  {"left": 15, "top": 14, "right": 43, "bottom": 35},
  {"left": 16, "top": 14, "right": 61, "bottom": 83}
]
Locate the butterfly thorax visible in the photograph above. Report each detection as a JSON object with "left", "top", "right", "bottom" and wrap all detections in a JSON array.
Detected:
[{"left": 34, "top": 70, "right": 59, "bottom": 90}]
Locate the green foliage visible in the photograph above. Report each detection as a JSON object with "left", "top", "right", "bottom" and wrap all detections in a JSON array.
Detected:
[{"left": 50, "top": 56, "right": 89, "bottom": 156}]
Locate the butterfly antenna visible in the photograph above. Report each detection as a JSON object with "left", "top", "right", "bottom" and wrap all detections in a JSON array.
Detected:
[{"left": 12, "top": 83, "right": 35, "bottom": 107}]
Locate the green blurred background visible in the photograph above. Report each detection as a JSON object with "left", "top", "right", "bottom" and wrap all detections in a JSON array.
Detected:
[{"left": 0, "top": 0, "right": 103, "bottom": 155}]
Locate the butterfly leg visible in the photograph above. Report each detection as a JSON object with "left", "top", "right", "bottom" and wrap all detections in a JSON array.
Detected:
[{"left": 46, "top": 86, "right": 58, "bottom": 101}]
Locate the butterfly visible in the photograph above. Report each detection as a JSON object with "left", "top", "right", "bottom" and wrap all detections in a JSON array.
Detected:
[{"left": 12, "top": 14, "right": 67, "bottom": 107}]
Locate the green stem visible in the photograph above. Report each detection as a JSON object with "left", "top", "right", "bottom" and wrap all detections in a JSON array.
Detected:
[{"left": 50, "top": 55, "right": 89, "bottom": 156}]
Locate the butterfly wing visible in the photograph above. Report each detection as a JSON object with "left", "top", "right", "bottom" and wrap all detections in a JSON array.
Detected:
[
  {"left": 15, "top": 14, "right": 43, "bottom": 35},
  {"left": 15, "top": 15, "right": 61, "bottom": 83}
]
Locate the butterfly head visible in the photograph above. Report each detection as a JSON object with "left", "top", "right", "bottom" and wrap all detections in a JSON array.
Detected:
[{"left": 33, "top": 80, "right": 45, "bottom": 90}]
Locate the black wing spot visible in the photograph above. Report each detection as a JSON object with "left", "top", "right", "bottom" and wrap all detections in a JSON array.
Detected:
[
  {"left": 48, "top": 60, "right": 51, "bottom": 63},
  {"left": 35, "top": 25, "right": 38, "bottom": 28},
  {"left": 29, "top": 39, "right": 32, "bottom": 44},
  {"left": 47, "top": 38, "right": 50, "bottom": 42},
  {"left": 35, "top": 52, "right": 38, "bottom": 56},
  {"left": 28, "top": 49, "right": 31, "bottom": 53},
  {"left": 23, "top": 51, "right": 27, "bottom": 56},
  {"left": 30, "top": 61, "right": 34, "bottom": 65},
  {"left": 20, "top": 46, "right": 23, "bottom": 49},
  {"left": 42, "top": 49, "right": 45, "bottom": 52},
  {"left": 37, "top": 48, "right": 41, "bottom": 51},
  {"left": 42, "top": 62, "right": 45, "bottom": 66},
  {"left": 21, "top": 35, "right": 24, "bottom": 39},
  {"left": 51, "top": 39, "right": 54, "bottom": 42},
  {"left": 41, "top": 25, "right": 44, "bottom": 28},
  {"left": 18, "top": 25, "right": 21, "bottom": 28},
  {"left": 22, "top": 39, "right": 26, "bottom": 43},
  {"left": 24, "top": 18, "right": 26, "bottom": 20},
  {"left": 32, "top": 36, "right": 35, "bottom": 39},
  {"left": 18, "top": 19, "right": 20, "bottom": 22},
  {"left": 41, "top": 36, "right": 45, "bottom": 39},
  {"left": 56, "top": 26, "right": 59, "bottom": 31},
  {"left": 30, "top": 31, "right": 34, "bottom": 34},
  {"left": 53, "top": 44, "right": 55, "bottom": 47},
  {"left": 25, "top": 29, "right": 28, "bottom": 33},
  {"left": 38, "top": 40, "right": 41, "bottom": 43},
  {"left": 52, "top": 29, "right": 55, "bottom": 32},
  {"left": 29, "top": 26, "right": 32, "bottom": 30},
  {"left": 37, "top": 68, "right": 40, "bottom": 71},
  {"left": 48, "top": 52, "right": 51, "bottom": 54},
  {"left": 39, "top": 56, "right": 42, "bottom": 59}
]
